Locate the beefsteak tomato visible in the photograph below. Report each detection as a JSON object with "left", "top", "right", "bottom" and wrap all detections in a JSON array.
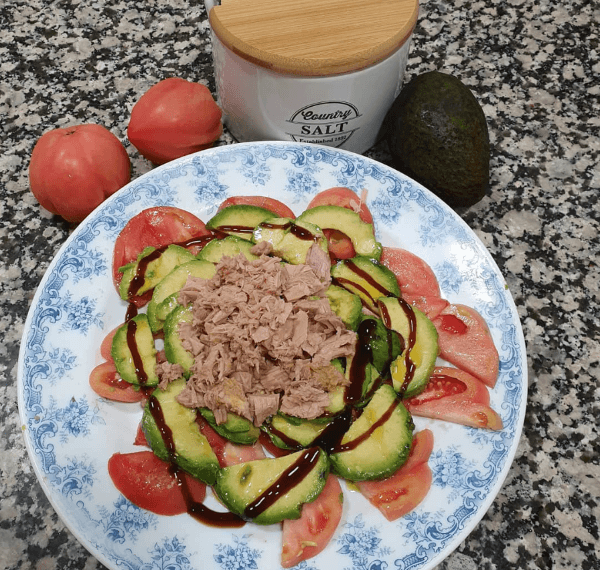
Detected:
[
  {"left": 222, "top": 441, "right": 267, "bottom": 466},
  {"left": 127, "top": 77, "right": 222, "bottom": 165},
  {"left": 29, "top": 124, "right": 131, "bottom": 223}
]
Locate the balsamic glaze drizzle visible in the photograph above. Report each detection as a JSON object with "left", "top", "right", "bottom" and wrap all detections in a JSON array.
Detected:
[
  {"left": 378, "top": 297, "right": 418, "bottom": 396},
  {"left": 244, "top": 447, "right": 322, "bottom": 519},
  {"left": 126, "top": 318, "right": 148, "bottom": 385},
  {"left": 148, "top": 396, "right": 245, "bottom": 528}
]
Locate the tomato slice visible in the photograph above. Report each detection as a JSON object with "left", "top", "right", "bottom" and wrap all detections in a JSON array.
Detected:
[
  {"left": 99, "top": 326, "right": 120, "bottom": 362},
  {"left": 196, "top": 416, "right": 267, "bottom": 466},
  {"left": 112, "top": 206, "right": 211, "bottom": 293},
  {"left": 406, "top": 294, "right": 450, "bottom": 321},
  {"left": 356, "top": 429, "right": 434, "bottom": 521},
  {"left": 89, "top": 361, "right": 144, "bottom": 403},
  {"left": 323, "top": 228, "right": 356, "bottom": 260},
  {"left": 432, "top": 304, "right": 500, "bottom": 388},
  {"left": 222, "top": 441, "right": 266, "bottom": 466},
  {"left": 108, "top": 450, "right": 206, "bottom": 516},
  {"left": 134, "top": 423, "right": 149, "bottom": 447},
  {"left": 218, "top": 196, "right": 296, "bottom": 219},
  {"left": 281, "top": 474, "right": 344, "bottom": 568},
  {"left": 306, "top": 187, "right": 374, "bottom": 224},
  {"left": 404, "top": 367, "right": 503, "bottom": 430},
  {"left": 380, "top": 247, "right": 441, "bottom": 300}
]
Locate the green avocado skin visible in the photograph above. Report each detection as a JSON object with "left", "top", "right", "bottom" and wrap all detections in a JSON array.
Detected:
[{"left": 387, "top": 71, "right": 490, "bottom": 207}]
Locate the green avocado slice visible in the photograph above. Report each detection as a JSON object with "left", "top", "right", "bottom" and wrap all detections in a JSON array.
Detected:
[{"left": 297, "top": 205, "right": 382, "bottom": 260}]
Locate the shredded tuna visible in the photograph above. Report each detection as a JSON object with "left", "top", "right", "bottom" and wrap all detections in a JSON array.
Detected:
[
  {"left": 156, "top": 361, "right": 185, "bottom": 390},
  {"left": 175, "top": 253, "right": 355, "bottom": 425}
]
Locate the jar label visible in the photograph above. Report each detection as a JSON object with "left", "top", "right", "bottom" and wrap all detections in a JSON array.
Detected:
[{"left": 286, "top": 101, "right": 361, "bottom": 147}]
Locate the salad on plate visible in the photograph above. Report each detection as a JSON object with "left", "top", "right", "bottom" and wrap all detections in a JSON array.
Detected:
[{"left": 90, "top": 186, "right": 503, "bottom": 568}]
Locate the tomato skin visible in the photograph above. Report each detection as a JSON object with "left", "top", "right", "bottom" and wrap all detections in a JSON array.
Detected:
[
  {"left": 112, "top": 206, "right": 211, "bottom": 291},
  {"left": 281, "top": 474, "right": 344, "bottom": 568},
  {"left": 89, "top": 361, "right": 144, "bottom": 403},
  {"left": 108, "top": 451, "right": 206, "bottom": 516},
  {"left": 356, "top": 429, "right": 434, "bottom": 521},
  {"left": 218, "top": 196, "right": 296, "bottom": 219},
  {"left": 404, "top": 367, "right": 503, "bottom": 430},
  {"left": 127, "top": 78, "right": 222, "bottom": 165},
  {"left": 29, "top": 124, "right": 131, "bottom": 223}
]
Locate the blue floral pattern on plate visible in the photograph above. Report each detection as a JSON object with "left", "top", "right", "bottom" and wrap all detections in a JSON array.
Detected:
[{"left": 17, "top": 142, "right": 527, "bottom": 570}]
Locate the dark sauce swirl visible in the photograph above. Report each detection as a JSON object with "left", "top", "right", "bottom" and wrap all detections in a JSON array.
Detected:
[{"left": 378, "top": 298, "right": 418, "bottom": 396}]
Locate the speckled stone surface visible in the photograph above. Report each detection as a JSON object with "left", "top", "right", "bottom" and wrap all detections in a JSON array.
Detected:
[{"left": 1, "top": 0, "right": 599, "bottom": 568}]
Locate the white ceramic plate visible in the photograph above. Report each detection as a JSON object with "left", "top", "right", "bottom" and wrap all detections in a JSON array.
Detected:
[{"left": 18, "top": 142, "right": 527, "bottom": 570}]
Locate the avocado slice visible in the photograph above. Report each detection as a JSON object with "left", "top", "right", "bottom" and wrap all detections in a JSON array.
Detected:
[
  {"left": 377, "top": 296, "right": 439, "bottom": 398},
  {"left": 343, "top": 353, "right": 382, "bottom": 408},
  {"left": 262, "top": 413, "right": 330, "bottom": 450},
  {"left": 205, "top": 205, "right": 277, "bottom": 241},
  {"left": 118, "top": 244, "right": 196, "bottom": 300},
  {"left": 253, "top": 217, "right": 329, "bottom": 265},
  {"left": 163, "top": 304, "right": 195, "bottom": 376},
  {"left": 325, "top": 284, "right": 363, "bottom": 331},
  {"left": 141, "top": 378, "right": 220, "bottom": 485},
  {"left": 386, "top": 70, "right": 490, "bottom": 207},
  {"left": 329, "top": 383, "right": 414, "bottom": 481},
  {"left": 324, "top": 359, "right": 348, "bottom": 415},
  {"left": 119, "top": 244, "right": 195, "bottom": 301},
  {"left": 196, "top": 235, "right": 260, "bottom": 263},
  {"left": 296, "top": 205, "right": 382, "bottom": 260},
  {"left": 331, "top": 256, "right": 400, "bottom": 312},
  {"left": 199, "top": 408, "right": 260, "bottom": 445},
  {"left": 111, "top": 313, "right": 158, "bottom": 387},
  {"left": 214, "top": 447, "right": 329, "bottom": 524},
  {"left": 146, "top": 259, "right": 216, "bottom": 332},
  {"left": 357, "top": 315, "right": 404, "bottom": 377}
]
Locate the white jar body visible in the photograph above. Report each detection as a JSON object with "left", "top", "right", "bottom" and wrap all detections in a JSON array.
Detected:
[{"left": 211, "top": 33, "right": 412, "bottom": 154}]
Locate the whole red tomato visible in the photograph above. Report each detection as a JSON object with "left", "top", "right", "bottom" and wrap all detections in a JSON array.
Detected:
[
  {"left": 127, "top": 77, "right": 223, "bottom": 165},
  {"left": 29, "top": 124, "right": 131, "bottom": 223}
]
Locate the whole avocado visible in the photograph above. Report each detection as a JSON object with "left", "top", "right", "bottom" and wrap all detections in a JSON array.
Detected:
[{"left": 387, "top": 70, "right": 490, "bottom": 207}]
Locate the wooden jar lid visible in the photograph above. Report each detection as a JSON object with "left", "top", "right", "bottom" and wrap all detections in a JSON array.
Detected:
[{"left": 209, "top": 0, "right": 419, "bottom": 77}]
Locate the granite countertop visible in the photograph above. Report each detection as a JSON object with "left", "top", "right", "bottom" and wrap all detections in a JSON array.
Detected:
[{"left": 1, "top": 0, "right": 598, "bottom": 568}]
